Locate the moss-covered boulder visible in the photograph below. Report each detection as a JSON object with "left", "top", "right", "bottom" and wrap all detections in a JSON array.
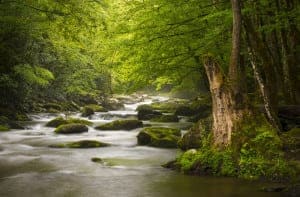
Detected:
[
  {"left": 54, "top": 123, "right": 88, "bottom": 134},
  {"left": 150, "top": 115, "right": 179, "bottom": 122},
  {"left": 95, "top": 119, "right": 143, "bottom": 130},
  {"left": 136, "top": 104, "right": 153, "bottom": 111},
  {"left": 137, "top": 127, "right": 181, "bottom": 148},
  {"left": 81, "top": 106, "right": 95, "bottom": 117},
  {"left": 137, "top": 108, "right": 162, "bottom": 120},
  {"left": 91, "top": 157, "right": 103, "bottom": 163},
  {"left": 49, "top": 140, "right": 109, "bottom": 148},
  {"left": 46, "top": 117, "right": 92, "bottom": 127}
]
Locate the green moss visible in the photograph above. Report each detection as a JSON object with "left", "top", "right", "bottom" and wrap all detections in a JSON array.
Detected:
[
  {"left": 0, "top": 125, "right": 10, "bottom": 132},
  {"left": 91, "top": 157, "right": 103, "bottom": 163},
  {"left": 84, "top": 104, "right": 107, "bottom": 112},
  {"left": 43, "top": 103, "right": 62, "bottom": 111},
  {"left": 50, "top": 140, "right": 109, "bottom": 148},
  {"left": 81, "top": 104, "right": 107, "bottom": 117},
  {"left": 150, "top": 102, "right": 179, "bottom": 112},
  {"left": 175, "top": 114, "right": 295, "bottom": 180},
  {"left": 137, "top": 127, "right": 181, "bottom": 148},
  {"left": 287, "top": 128, "right": 300, "bottom": 138},
  {"left": 54, "top": 123, "right": 88, "bottom": 134},
  {"left": 150, "top": 114, "right": 179, "bottom": 122},
  {"left": 95, "top": 119, "right": 143, "bottom": 130},
  {"left": 15, "top": 113, "right": 30, "bottom": 121},
  {"left": 136, "top": 104, "right": 153, "bottom": 111},
  {"left": 81, "top": 106, "right": 94, "bottom": 117},
  {"left": 46, "top": 117, "right": 92, "bottom": 128}
]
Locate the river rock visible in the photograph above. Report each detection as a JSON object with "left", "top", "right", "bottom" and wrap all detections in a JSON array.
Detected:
[
  {"left": 91, "top": 157, "right": 103, "bottom": 163},
  {"left": 46, "top": 117, "right": 92, "bottom": 127},
  {"left": 54, "top": 123, "right": 88, "bottom": 134},
  {"left": 81, "top": 106, "right": 95, "bottom": 117},
  {"left": 137, "top": 127, "right": 181, "bottom": 148},
  {"left": 150, "top": 114, "right": 179, "bottom": 122},
  {"left": 137, "top": 108, "right": 162, "bottom": 120},
  {"left": 95, "top": 119, "right": 143, "bottom": 130},
  {"left": 49, "top": 140, "right": 109, "bottom": 148}
]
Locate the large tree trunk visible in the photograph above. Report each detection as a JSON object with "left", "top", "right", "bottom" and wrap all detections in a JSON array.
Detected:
[
  {"left": 203, "top": 57, "right": 248, "bottom": 147},
  {"left": 202, "top": 0, "right": 249, "bottom": 147}
]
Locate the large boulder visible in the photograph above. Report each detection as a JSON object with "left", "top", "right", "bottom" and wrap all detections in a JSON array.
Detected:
[
  {"left": 137, "top": 127, "right": 181, "bottom": 148},
  {"left": 95, "top": 119, "right": 143, "bottom": 130},
  {"left": 49, "top": 140, "right": 109, "bottom": 148},
  {"left": 54, "top": 123, "right": 88, "bottom": 134},
  {"left": 137, "top": 106, "right": 162, "bottom": 120},
  {"left": 150, "top": 114, "right": 179, "bottom": 122},
  {"left": 46, "top": 117, "right": 92, "bottom": 127}
]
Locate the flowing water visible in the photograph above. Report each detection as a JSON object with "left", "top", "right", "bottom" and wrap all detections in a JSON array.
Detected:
[{"left": 0, "top": 96, "right": 281, "bottom": 197}]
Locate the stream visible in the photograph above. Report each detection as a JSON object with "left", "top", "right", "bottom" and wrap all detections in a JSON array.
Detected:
[{"left": 0, "top": 96, "right": 281, "bottom": 197}]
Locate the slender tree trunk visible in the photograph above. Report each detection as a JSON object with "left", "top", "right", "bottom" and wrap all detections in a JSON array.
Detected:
[{"left": 244, "top": 18, "right": 282, "bottom": 132}]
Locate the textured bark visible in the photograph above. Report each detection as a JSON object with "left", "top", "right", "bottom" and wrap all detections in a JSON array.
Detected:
[
  {"left": 244, "top": 18, "right": 282, "bottom": 132},
  {"left": 200, "top": 0, "right": 248, "bottom": 147},
  {"left": 203, "top": 57, "right": 247, "bottom": 147},
  {"left": 229, "top": 0, "right": 242, "bottom": 84}
]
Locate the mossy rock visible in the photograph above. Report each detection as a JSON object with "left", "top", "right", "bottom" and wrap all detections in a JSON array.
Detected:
[
  {"left": 0, "top": 125, "right": 10, "bottom": 132},
  {"left": 81, "top": 106, "right": 95, "bottom": 117},
  {"left": 95, "top": 119, "right": 143, "bottom": 130},
  {"left": 136, "top": 104, "right": 153, "bottom": 111},
  {"left": 85, "top": 104, "right": 107, "bottom": 112},
  {"left": 150, "top": 102, "right": 179, "bottom": 112},
  {"left": 137, "top": 109, "right": 162, "bottom": 120},
  {"left": 46, "top": 117, "right": 92, "bottom": 128},
  {"left": 150, "top": 115, "right": 179, "bottom": 122},
  {"left": 91, "top": 157, "right": 103, "bottom": 163},
  {"left": 49, "top": 140, "right": 109, "bottom": 148},
  {"left": 137, "top": 127, "right": 181, "bottom": 148},
  {"left": 54, "top": 123, "right": 88, "bottom": 134}
]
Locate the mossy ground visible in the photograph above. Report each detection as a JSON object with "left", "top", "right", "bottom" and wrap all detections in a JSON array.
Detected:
[{"left": 175, "top": 114, "right": 296, "bottom": 181}]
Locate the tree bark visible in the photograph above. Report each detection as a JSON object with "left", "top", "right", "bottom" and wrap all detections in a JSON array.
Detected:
[
  {"left": 244, "top": 18, "right": 282, "bottom": 132},
  {"left": 203, "top": 56, "right": 247, "bottom": 147},
  {"left": 201, "top": 0, "right": 249, "bottom": 147}
]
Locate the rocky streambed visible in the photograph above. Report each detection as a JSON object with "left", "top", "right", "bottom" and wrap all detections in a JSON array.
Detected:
[{"left": 0, "top": 96, "right": 283, "bottom": 197}]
